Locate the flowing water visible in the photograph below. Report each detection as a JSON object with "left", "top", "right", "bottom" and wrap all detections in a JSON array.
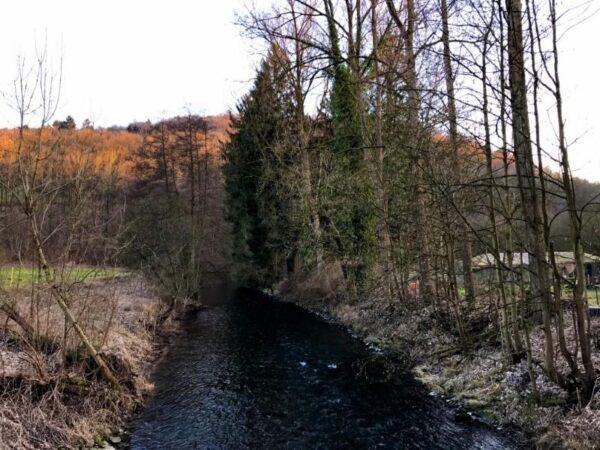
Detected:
[{"left": 129, "top": 289, "right": 526, "bottom": 449}]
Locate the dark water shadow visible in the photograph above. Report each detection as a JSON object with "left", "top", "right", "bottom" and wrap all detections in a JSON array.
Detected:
[{"left": 129, "top": 289, "right": 529, "bottom": 450}]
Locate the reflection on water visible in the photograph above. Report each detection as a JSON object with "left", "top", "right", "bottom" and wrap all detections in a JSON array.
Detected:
[{"left": 130, "top": 290, "right": 525, "bottom": 449}]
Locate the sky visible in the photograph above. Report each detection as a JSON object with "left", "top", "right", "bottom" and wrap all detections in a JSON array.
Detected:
[
  {"left": 550, "top": 2, "right": 600, "bottom": 183},
  {"left": 0, "top": 0, "right": 268, "bottom": 127},
  {"left": 0, "top": 0, "right": 597, "bottom": 181}
]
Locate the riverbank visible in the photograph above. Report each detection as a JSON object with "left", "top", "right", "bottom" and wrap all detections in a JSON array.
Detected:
[
  {"left": 0, "top": 275, "right": 172, "bottom": 449},
  {"left": 278, "top": 267, "right": 600, "bottom": 449},
  {"left": 129, "top": 288, "right": 522, "bottom": 448}
]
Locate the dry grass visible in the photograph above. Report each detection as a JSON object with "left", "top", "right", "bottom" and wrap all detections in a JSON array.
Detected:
[
  {"left": 0, "top": 379, "right": 131, "bottom": 449},
  {"left": 0, "top": 275, "right": 164, "bottom": 449},
  {"left": 279, "top": 261, "right": 345, "bottom": 304}
]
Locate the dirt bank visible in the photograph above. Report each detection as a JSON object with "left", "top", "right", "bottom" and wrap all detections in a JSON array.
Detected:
[
  {"left": 0, "top": 275, "right": 171, "bottom": 449},
  {"left": 278, "top": 269, "right": 600, "bottom": 450}
]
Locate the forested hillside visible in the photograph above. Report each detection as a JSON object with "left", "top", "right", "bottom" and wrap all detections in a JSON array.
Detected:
[
  {"left": 0, "top": 114, "right": 230, "bottom": 270},
  {"left": 0, "top": 99, "right": 231, "bottom": 445}
]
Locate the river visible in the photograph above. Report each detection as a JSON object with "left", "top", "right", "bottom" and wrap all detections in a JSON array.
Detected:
[{"left": 129, "top": 289, "right": 526, "bottom": 449}]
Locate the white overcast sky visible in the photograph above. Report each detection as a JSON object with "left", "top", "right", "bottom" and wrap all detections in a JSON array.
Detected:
[
  {"left": 0, "top": 0, "right": 597, "bottom": 182},
  {"left": 0, "top": 0, "right": 269, "bottom": 127}
]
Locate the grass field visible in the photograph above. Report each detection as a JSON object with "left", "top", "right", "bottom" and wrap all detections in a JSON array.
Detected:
[
  {"left": 0, "top": 266, "right": 121, "bottom": 288},
  {"left": 455, "top": 286, "right": 600, "bottom": 306},
  {"left": 585, "top": 287, "right": 600, "bottom": 306},
  {"left": 562, "top": 286, "right": 600, "bottom": 306}
]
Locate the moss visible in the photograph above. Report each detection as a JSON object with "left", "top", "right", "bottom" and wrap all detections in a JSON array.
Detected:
[{"left": 465, "top": 398, "right": 490, "bottom": 409}]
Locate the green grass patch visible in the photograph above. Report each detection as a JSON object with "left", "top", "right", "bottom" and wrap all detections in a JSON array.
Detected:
[
  {"left": 0, "top": 266, "right": 121, "bottom": 288},
  {"left": 562, "top": 286, "right": 600, "bottom": 306},
  {"left": 586, "top": 287, "right": 600, "bottom": 306}
]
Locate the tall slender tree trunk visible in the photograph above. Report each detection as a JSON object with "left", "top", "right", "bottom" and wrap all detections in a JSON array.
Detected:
[
  {"left": 497, "top": 0, "right": 523, "bottom": 355},
  {"left": 547, "top": 0, "right": 595, "bottom": 394},
  {"left": 371, "top": 0, "right": 398, "bottom": 299},
  {"left": 481, "top": 24, "right": 517, "bottom": 359},
  {"left": 525, "top": 0, "right": 576, "bottom": 379},
  {"left": 440, "top": 0, "right": 475, "bottom": 305},
  {"left": 386, "top": 0, "right": 434, "bottom": 302},
  {"left": 505, "top": 0, "right": 557, "bottom": 381},
  {"left": 290, "top": 2, "right": 323, "bottom": 271}
]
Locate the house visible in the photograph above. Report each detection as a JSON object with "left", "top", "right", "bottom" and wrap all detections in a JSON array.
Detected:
[
  {"left": 472, "top": 251, "right": 600, "bottom": 286},
  {"left": 554, "top": 252, "right": 600, "bottom": 285},
  {"left": 471, "top": 252, "right": 529, "bottom": 286},
  {"left": 472, "top": 252, "right": 530, "bottom": 270}
]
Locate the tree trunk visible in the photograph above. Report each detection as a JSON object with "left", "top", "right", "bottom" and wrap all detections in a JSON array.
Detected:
[
  {"left": 440, "top": 0, "right": 475, "bottom": 305},
  {"left": 386, "top": 0, "right": 434, "bottom": 303},
  {"left": 371, "top": 0, "right": 397, "bottom": 299},
  {"left": 505, "top": 0, "right": 557, "bottom": 381},
  {"left": 29, "top": 213, "right": 119, "bottom": 388},
  {"left": 481, "top": 24, "right": 518, "bottom": 359},
  {"left": 548, "top": 0, "right": 595, "bottom": 394}
]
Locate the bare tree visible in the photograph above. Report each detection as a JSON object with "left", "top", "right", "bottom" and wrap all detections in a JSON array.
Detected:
[{"left": 2, "top": 48, "right": 119, "bottom": 387}]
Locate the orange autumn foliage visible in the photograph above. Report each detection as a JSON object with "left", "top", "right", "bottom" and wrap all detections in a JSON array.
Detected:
[{"left": 0, "top": 113, "right": 230, "bottom": 182}]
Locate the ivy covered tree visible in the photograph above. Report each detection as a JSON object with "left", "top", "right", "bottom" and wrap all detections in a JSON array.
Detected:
[{"left": 321, "top": 0, "right": 377, "bottom": 290}]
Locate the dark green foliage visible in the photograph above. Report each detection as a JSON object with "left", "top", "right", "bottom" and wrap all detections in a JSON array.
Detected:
[
  {"left": 223, "top": 47, "right": 297, "bottom": 288},
  {"left": 321, "top": 11, "right": 377, "bottom": 289},
  {"left": 330, "top": 64, "right": 362, "bottom": 164},
  {"left": 224, "top": 20, "right": 382, "bottom": 291},
  {"left": 53, "top": 115, "right": 76, "bottom": 130}
]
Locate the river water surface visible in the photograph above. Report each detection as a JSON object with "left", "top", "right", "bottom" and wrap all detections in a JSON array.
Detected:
[{"left": 129, "top": 290, "right": 525, "bottom": 449}]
